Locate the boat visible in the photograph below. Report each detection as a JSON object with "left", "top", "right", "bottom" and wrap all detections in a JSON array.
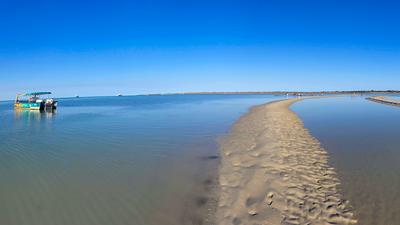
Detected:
[{"left": 14, "top": 92, "right": 57, "bottom": 110}]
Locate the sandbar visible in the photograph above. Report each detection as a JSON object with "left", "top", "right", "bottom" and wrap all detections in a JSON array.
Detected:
[{"left": 217, "top": 98, "right": 357, "bottom": 225}]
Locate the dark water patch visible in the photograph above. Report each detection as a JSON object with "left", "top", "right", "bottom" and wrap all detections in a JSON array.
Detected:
[
  {"left": 203, "top": 178, "right": 213, "bottom": 186},
  {"left": 195, "top": 196, "right": 208, "bottom": 207},
  {"left": 200, "top": 155, "right": 220, "bottom": 160}
]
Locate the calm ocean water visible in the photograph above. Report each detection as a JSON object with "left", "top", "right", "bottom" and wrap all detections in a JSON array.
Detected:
[
  {"left": 0, "top": 94, "right": 281, "bottom": 225},
  {"left": 292, "top": 96, "right": 400, "bottom": 225}
]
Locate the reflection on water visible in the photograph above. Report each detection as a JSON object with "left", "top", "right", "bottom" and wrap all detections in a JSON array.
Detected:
[
  {"left": 1, "top": 94, "right": 281, "bottom": 225},
  {"left": 14, "top": 109, "right": 56, "bottom": 121},
  {"left": 292, "top": 97, "right": 400, "bottom": 225}
]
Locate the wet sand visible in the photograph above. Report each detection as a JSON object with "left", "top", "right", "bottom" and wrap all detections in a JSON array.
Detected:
[{"left": 217, "top": 98, "right": 357, "bottom": 225}]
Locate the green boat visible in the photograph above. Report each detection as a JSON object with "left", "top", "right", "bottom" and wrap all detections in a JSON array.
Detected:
[{"left": 14, "top": 92, "right": 57, "bottom": 110}]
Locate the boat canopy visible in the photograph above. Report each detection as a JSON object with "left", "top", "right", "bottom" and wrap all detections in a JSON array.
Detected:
[{"left": 23, "top": 92, "right": 52, "bottom": 96}]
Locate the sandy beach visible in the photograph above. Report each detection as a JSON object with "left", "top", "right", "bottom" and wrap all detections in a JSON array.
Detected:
[{"left": 217, "top": 98, "right": 357, "bottom": 225}]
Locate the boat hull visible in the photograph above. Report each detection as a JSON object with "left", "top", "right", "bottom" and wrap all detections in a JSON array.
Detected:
[{"left": 14, "top": 102, "right": 42, "bottom": 110}]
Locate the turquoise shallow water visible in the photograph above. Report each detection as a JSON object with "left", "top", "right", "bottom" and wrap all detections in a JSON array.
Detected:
[
  {"left": 0, "top": 94, "right": 281, "bottom": 225},
  {"left": 292, "top": 96, "right": 400, "bottom": 225}
]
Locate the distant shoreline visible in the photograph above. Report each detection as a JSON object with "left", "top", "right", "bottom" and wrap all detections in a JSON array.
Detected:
[
  {"left": 178, "top": 90, "right": 400, "bottom": 95},
  {"left": 121, "top": 90, "right": 400, "bottom": 97},
  {"left": 2, "top": 90, "right": 399, "bottom": 102}
]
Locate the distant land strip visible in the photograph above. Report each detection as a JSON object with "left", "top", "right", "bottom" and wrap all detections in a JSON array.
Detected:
[
  {"left": 24, "top": 90, "right": 399, "bottom": 100},
  {"left": 175, "top": 90, "right": 400, "bottom": 95}
]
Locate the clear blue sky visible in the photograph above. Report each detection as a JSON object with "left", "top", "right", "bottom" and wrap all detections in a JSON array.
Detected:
[{"left": 0, "top": 0, "right": 399, "bottom": 100}]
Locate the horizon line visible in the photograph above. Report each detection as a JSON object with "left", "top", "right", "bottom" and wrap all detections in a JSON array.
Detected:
[{"left": 2, "top": 89, "right": 400, "bottom": 102}]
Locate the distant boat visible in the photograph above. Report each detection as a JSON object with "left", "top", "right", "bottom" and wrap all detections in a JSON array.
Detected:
[
  {"left": 75, "top": 95, "right": 80, "bottom": 98},
  {"left": 14, "top": 92, "right": 57, "bottom": 110},
  {"left": 117, "top": 93, "right": 123, "bottom": 97}
]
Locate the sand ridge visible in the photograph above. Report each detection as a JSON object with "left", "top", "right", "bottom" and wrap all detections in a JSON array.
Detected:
[
  {"left": 217, "top": 98, "right": 357, "bottom": 225},
  {"left": 366, "top": 96, "right": 400, "bottom": 106}
]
